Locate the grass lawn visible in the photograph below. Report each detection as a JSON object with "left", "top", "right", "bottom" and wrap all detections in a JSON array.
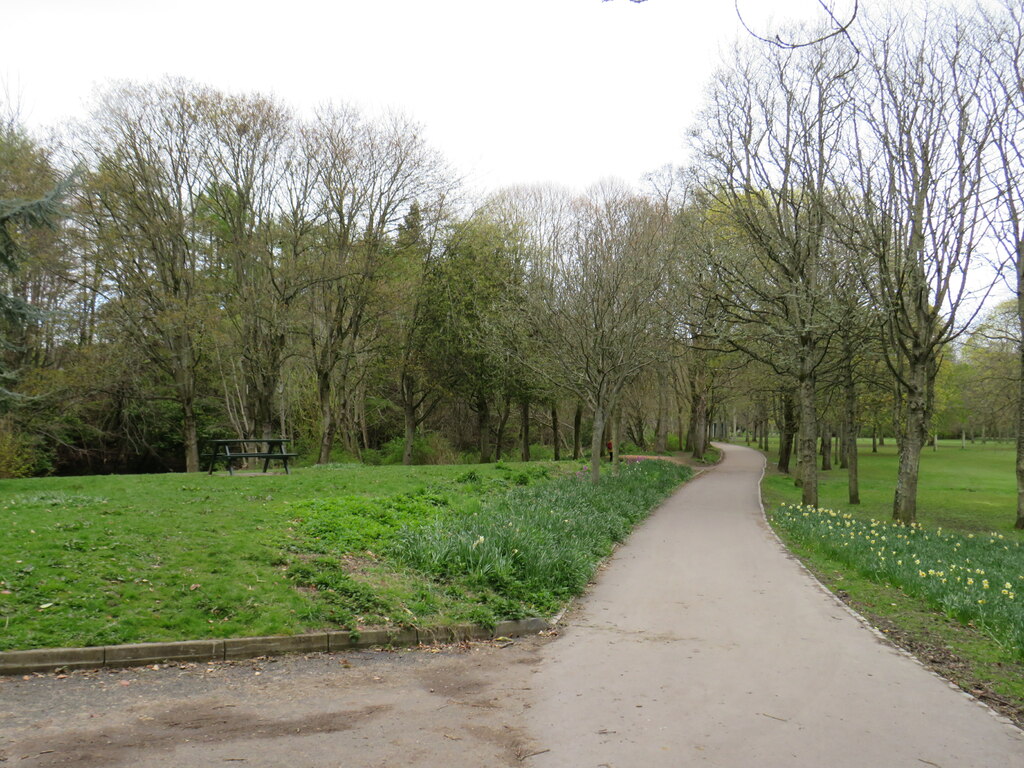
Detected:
[
  {"left": 753, "top": 437, "right": 1024, "bottom": 726},
  {"left": 761, "top": 438, "right": 1022, "bottom": 533},
  {"left": 0, "top": 458, "right": 690, "bottom": 652}
]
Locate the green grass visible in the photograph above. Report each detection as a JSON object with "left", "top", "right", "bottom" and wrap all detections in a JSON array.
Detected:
[
  {"left": 391, "top": 461, "right": 691, "bottom": 619},
  {"left": 0, "top": 459, "right": 688, "bottom": 651},
  {"left": 761, "top": 438, "right": 1022, "bottom": 533}
]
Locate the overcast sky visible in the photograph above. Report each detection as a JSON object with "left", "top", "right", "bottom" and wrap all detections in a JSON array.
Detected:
[{"left": 4, "top": 0, "right": 858, "bottom": 194}]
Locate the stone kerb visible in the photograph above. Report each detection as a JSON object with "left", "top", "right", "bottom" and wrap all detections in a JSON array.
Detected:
[{"left": 0, "top": 618, "right": 552, "bottom": 676}]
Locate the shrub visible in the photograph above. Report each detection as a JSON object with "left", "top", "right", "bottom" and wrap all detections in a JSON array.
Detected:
[{"left": 0, "top": 417, "right": 50, "bottom": 478}]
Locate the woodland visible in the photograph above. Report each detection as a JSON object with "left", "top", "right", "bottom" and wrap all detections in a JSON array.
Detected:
[{"left": 2, "top": 2, "right": 1024, "bottom": 528}]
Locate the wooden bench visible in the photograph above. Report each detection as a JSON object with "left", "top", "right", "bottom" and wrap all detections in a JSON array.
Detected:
[{"left": 203, "top": 438, "right": 297, "bottom": 475}]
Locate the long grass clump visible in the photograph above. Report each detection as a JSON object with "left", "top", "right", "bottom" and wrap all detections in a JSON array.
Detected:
[
  {"left": 771, "top": 504, "right": 1024, "bottom": 657},
  {"left": 389, "top": 460, "right": 691, "bottom": 614}
]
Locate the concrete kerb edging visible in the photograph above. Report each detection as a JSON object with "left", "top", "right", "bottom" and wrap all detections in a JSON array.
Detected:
[
  {"left": 0, "top": 618, "right": 551, "bottom": 677},
  {"left": 743, "top": 443, "right": 1022, "bottom": 733}
]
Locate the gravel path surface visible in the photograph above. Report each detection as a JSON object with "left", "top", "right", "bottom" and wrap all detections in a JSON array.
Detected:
[{"left": 2, "top": 443, "right": 1021, "bottom": 767}]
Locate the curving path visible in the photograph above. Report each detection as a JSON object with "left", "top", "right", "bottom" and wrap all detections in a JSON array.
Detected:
[
  {"left": 524, "top": 443, "right": 1024, "bottom": 766},
  {"left": 1, "top": 444, "right": 1022, "bottom": 767}
]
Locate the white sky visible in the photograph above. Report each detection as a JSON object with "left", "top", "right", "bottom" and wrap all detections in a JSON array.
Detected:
[{"left": 4, "top": 0, "right": 857, "bottom": 195}]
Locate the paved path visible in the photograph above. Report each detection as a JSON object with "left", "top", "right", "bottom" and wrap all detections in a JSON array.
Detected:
[
  {"left": 1, "top": 443, "right": 1022, "bottom": 767},
  {"left": 525, "top": 443, "right": 1024, "bottom": 767}
]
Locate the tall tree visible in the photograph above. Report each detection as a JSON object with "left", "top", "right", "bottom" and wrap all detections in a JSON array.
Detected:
[
  {"left": 983, "top": 0, "right": 1024, "bottom": 528},
  {"left": 847, "top": 7, "right": 995, "bottom": 523},
  {"left": 0, "top": 118, "right": 70, "bottom": 398},
  {"left": 510, "top": 182, "right": 676, "bottom": 483},
  {"left": 200, "top": 91, "right": 297, "bottom": 441},
  {"left": 690, "top": 30, "right": 855, "bottom": 507},
  {"left": 301, "top": 106, "right": 452, "bottom": 464},
  {"left": 77, "top": 79, "right": 216, "bottom": 471}
]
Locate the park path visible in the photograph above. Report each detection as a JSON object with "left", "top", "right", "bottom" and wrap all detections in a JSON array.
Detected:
[
  {"left": 2, "top": 443, "right": 1023, "bottom": 767},
  {"left": 523, "top": 443, "right": 1024, "bottom": 767}
]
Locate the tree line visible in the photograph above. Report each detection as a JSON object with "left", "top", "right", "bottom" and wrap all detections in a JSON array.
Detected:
[{"left": 2, "top": 1, "right": 1024, "bottom": 528}]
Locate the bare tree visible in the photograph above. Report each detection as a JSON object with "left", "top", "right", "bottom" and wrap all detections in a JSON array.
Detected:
[
  {"left": 76, "top": 79, "right": 216, "bottom": 471},
  {"left": 510, "top": 181, "right": 676, "bottom": 483},
  {"left": 982, "top": 0, "right": 1024, "bottom": 528},
  {"left": 199, "top": 91, "right": 298, "bottom": 441},
  {"left": 301, "top": 106, "right": 453, "bottom": 464},
  {"left": 846, "top": 7, "right": 995, "bottom": 524},
  {"left": 690, "top": 30, "right": 856, "bottom": 507}
]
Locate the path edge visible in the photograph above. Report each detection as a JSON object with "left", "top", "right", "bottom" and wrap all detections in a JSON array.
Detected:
[{"left": 739, "top": 442, "right": 1022, "bottom": 733}]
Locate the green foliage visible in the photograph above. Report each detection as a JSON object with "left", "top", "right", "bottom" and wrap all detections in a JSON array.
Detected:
[
  {"left": 772, "top": 504, "right": 1024, "bottom": 657},
  {"left": 285, "top": 558, "right": 393, "bottom": 625},
  {"left": 0, "top": 416, "right": 50, "bottom": 477}
]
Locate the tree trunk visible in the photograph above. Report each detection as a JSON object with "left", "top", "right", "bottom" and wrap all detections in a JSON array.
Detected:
[
  {"left": 797, "top": 374, "right": 818, "bottom": 507},
  {"left": 589, "top": 405, "right": 605, "bottom": 484},
  {"left": 655, "top": 371, "right": 669, "bottom": 453},
  {"left": 893, "top": 364, "right": 929, "bottom": 525},
  {"left": 845, "top": 372, "right": 860, "bottom": 505},
  {"left": 478, "top": 396, "right": 492, "bottom": 463},
  {"left": 1017, "top": 270, "right": 1024, "bottom": 528},
  {"left": 402, "top": 398, "right": 416, "bottom": 466},
  {"left": 612, "top": 405, "right": 622, "bottom": 474},
  {"left": 495, "top": 397, "right": 511, "bottom": 461},
  {"left": 820, "top": 424, "right": 832, "bottom": 471},
  {"left": 316, "top": 369, "right": 335, "bottom": 465},
  {"left": 777, "top": 390, "right": 796, "bottom": 474},
  {"left": 573, "top": 402, "right": 583, "bottom": 460},
  {"left": 690, "top": 390, "right": 708, "bottom": 461},
  {"left": 520, "top": 399, "right": 530, "bottom": 462},
  {"left": 551, "top": 403, "right": 561, "bottom": 461},
  {"left": 182, "top": 396, "right": 200, "bottom": 473}
]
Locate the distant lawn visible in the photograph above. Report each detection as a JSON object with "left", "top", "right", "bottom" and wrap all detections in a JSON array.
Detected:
[
  {"left": 0, "top": 459, "right": 690, "bottom": 652},
  {"left": 761, "top": 438, "right": 1022, "bottom": 534}
]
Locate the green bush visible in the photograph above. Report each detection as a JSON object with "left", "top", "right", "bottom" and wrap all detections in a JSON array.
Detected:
[
  {"left": 374, "top": 432, "right": 458, "bottom": 465},
  {"left": 528, "top": 443, "right": 554, "bottom": 461},
  {"left": 0, "top": 417, "right": 50, "bottom": 478}
]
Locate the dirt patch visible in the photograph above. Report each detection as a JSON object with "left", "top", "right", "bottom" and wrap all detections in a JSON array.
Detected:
[
  {"left": 6, "top": 702, "right": 390, "bottom": 767},
  {"left": 0, "top": 638, "right": 550, "bottom": 768}
]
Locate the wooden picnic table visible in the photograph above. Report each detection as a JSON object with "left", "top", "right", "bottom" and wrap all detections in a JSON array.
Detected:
[{"left": 203, "top": 438, "right": 297, "bottom": 475}]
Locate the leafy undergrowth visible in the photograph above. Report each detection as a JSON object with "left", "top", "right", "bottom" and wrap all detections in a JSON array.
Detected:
[{"left": 0, "top": 459, "right": 689, "bottom": 650}]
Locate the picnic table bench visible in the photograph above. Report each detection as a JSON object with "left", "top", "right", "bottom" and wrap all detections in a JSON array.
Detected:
[{"left": 203, "top": 438, "right": 297, "bottom": 475}]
